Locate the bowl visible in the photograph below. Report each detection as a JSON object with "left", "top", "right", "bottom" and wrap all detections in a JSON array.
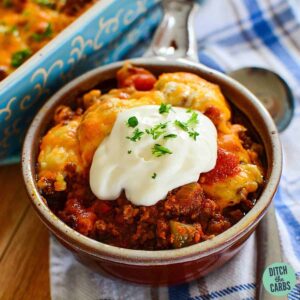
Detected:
[
  {"left": 22, "top": 58, "right": 282, "bottom": 285},
  {"left": 0, "top": 0, "right": 161, "bottom": 165}
]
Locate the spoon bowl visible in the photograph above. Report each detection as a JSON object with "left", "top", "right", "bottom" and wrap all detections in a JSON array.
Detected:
[{"left": 229, "top": 67, "right": 294, "bottom": 132}]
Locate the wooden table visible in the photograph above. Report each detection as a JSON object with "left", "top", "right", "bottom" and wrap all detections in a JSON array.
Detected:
[{"left": 0, "top": 164, "right": 51, "bottom": 300}]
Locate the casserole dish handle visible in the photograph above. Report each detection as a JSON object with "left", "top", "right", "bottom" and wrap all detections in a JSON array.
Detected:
[{"left": 143, "top": 0, "right": 199, "bottom": 63}]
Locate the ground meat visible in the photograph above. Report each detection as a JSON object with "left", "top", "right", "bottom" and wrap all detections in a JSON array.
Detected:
[
  {"left": 207, "top": 214, "right": 231, "bottom": 235},
  {"left": 55, "top": 181, "right": 249, "bottom": 250},
  {"left": 164, "top": 183, "right": 205, "bottom": 218},
  {"left": 53, "top": 105, "right": 75, "bottom": 124},
  {"left": 62, "top": 0, "right": 94, "bottom": 15},
  {"left": 59, "top": 198, "right": 96, "bottom": 236}
]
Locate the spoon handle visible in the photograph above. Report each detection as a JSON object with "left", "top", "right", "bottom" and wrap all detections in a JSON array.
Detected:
[
  {"left": 256, "top": 203, "right": 287, "bottom": 300},
  {"left": 144, "top": 0, "right": 199, "bottom": 62}
]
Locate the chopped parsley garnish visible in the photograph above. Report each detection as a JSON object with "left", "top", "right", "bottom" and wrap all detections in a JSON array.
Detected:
[
  {"left": 159, "top": 103, "right": 172, "bottom": 114},
  {"left": 186, "top": 108, "right": 193, "bottom": 113},
  {"left": 152, "top": 173, "right": 157, "bottom": 179},
  {"left": 128, "top": 150, "right": 132, "bottom": 154},
  {"left": 174, "top": 112, "right": 199, "bottom": 140},
  {"left": 174, "top": 120, "right": 188, "bottom": 132},
  {"left": 32, "top": 23, "right": 53, "bottom": 42},
  {"left": 152, "top": 144, "right": 172, "bottom": 157},
  {"left": 146, "top": 122, "right": 168, "bottom": 140},
  {"left": 11, "top": 49, "right": 32, "bottom": 67},
  {"left": 163, "top": 133, "right": 177, "bottom": 139},
  {"left": 186, "top": 112, "right": 199, "bottom": 127},
  {"left": 127, "top": 116, "right": 138, "bottom": 128},
  {"left": 189, "top": 131, "right": 200, "bottom": 141},
  {"left": 126, "top": 128, "right": 144, "bottom": 142}
]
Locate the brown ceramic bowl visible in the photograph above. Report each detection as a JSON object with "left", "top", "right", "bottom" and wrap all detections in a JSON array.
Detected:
[{"left": 22, "top": 58, "right": 282, "bottom": 285}]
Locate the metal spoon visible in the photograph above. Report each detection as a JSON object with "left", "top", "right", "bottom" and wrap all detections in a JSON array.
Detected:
[{"left": 229, "top": 67, "right": 294, "bottom": 132}]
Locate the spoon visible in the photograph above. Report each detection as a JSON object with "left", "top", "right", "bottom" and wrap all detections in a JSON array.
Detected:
[{"left": 229, "top": 67, "right": 294, "bottom": 132}]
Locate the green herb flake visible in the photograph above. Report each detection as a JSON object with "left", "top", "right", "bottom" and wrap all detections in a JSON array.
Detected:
[
  {"left": 186, "top": 112, "right": 199, "bottom": 127},
  {"left": 152, "top": 144, "right": 173, "bottom": 157},
  {"left": 159, "top": 103, "right": 172, "bottom": 114},
  {"left": 32, "top": 23, "right": 53, "bottom": 42},
  {"left": 152, "top": 173, "right": 157, "bottom": 179},
  {"left": 174, "top": 120, "right": 188, "bottom": 132},
  {"left": 126, "top": 128, "right": 144, "bottom": 142},
  {"left": 174, "top": 112, "right": 199, "bottom": 140},
  {"left": 146, "top": 122, "right": 168, "bottom": 140},
  {"left": 163, "top": 134, "right": 177, "bottom": 139},
  {"left": 127, "top": 116, "right": 138, "bottom": 128},
  {"left": 11, "top": 49, "right": 32, "bottom": 67},
  {"left": 128, "top": 150, "right": 132, "bottom": 154},
  {"left": 188, "top": 130, "right": 200, "bottom": 141}
]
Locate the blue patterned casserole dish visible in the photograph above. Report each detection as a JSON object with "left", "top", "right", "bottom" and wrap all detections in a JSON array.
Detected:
[{"left": 0, "top": 0, "right": 161, "bottom": 165}]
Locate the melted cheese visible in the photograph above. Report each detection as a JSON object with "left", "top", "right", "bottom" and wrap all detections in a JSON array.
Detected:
[
  {"left": 77, "top": 93, "right": 163, "bottom": 167},
  {"left": 202, "top": 163, "right": 263, "bottom": 210},
  {"left": 155, "top": 72, "right": 231, "bottom": 132},
  {"left": 38, "top": 118, "right": 83, "bottom": 191}
]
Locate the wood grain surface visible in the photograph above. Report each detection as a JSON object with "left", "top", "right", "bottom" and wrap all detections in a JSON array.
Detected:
[{"left": 0, "top": 164, "right": 51, "bottom": 300}]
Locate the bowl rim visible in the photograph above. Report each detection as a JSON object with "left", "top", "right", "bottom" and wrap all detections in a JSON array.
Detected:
[{"left": 22, "top": 58, "right": 282, "bottom": 265}]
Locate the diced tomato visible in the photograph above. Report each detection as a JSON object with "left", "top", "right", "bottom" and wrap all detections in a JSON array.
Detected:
[
  {"left": 117, "top": 63, "right": 156, "bottom": 90},
  {"left": 201, "top": 148, "right": 240, "bottom": 184},
  {"left": 132, "top": 74, "right": 156, "bottom": 91}
]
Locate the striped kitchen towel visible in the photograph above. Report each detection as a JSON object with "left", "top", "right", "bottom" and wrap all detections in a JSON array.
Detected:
[{"left": 50, "top": 0, "right": 300, "bottom": 299}]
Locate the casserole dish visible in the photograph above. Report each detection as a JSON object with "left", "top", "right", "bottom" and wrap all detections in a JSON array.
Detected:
[
  {"left": 0, "top": 0, "right": 161, "bottom": 165},
  {"left": 22, "top": 0, "right": 282, "bottom": 285}
]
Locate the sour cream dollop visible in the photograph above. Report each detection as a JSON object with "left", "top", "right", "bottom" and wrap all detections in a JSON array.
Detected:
[{"left": 90, "top": 105, "right": 217, "bottom": 206}]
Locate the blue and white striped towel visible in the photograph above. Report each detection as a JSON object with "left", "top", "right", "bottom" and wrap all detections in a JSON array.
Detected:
[{"left": 50, "top": 0, "right": 300, "bottom": 299}]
